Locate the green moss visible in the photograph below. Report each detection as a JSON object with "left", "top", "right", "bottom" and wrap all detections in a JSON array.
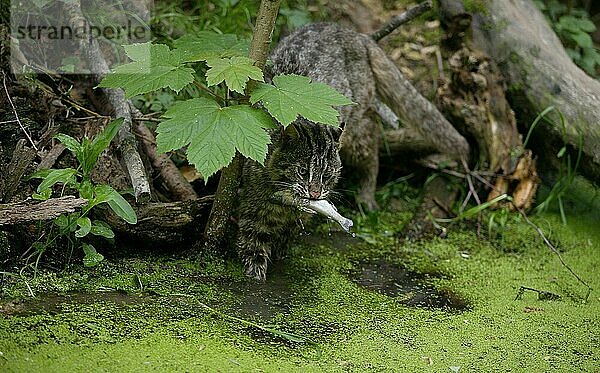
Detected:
[
  {"left": 462, "top": 0, "right": 487, "bottom": 15},
  {"left": 1, "top": 178, "right": 600, "bottom": 371}
]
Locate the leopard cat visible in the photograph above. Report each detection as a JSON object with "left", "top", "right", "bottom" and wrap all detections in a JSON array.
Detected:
[{"left": 238, "top": 22, "right": 436, "bottom": 281}]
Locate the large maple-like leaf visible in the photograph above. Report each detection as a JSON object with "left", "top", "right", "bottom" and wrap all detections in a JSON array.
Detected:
[
  {"left": 155, "top": 97, "right": 275, "bottom": 178},
  {"left": 249, "top": 74, "right": 354, "bottom": 127},
  {"left": 98, "top": 43, "right": 195, "bottom": 97},
  {"left": 205, "top": 57, "right": 263, "bottom": 94}
]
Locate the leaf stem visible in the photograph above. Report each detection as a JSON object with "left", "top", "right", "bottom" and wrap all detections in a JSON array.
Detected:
[{"left": 193, "top": 81, "right": 227, "bottom": 105}]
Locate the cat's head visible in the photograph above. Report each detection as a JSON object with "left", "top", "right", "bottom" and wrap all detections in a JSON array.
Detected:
[{"left": 267, "top": 119, "right": 343, "bottom": 201}]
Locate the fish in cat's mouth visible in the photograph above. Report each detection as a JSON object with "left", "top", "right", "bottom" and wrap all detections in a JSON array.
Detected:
[{"left": 304, "top": 199, "right": 353, "bottom": 232}]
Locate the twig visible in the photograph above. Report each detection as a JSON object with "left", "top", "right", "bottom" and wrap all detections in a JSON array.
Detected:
[
  {"left": 473, "top": 165, "right": 592, "bottom": 300},
  {"left": 371, "top": 0, "right": 433, "bottom": 41},
  {"left": 515, "top": 207, "right": 592, "bottom": 301},
  {"left": 435, "top": 47, "right": 445, "bottom": 79},
  {"left": 2, "top": 74, "right": 38, "bottom": 151}
]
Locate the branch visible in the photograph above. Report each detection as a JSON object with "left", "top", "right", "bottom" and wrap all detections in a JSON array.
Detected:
[
  {"left": 0, "top": 196, "right": 87, "bottom": 225},
  {"left": 64, "top": 1, "right": 151, "bottom": 202},
  {"left": 371, "top": 0, "right": 432, "bottom": 41}
]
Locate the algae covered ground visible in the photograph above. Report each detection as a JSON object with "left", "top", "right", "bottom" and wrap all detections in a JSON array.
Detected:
[{"left": 1, "top": 178, "right": 600, "bottom": 372}]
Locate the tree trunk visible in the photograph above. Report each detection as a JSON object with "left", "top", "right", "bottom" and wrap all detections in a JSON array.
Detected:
[{"left": 441, "top": 0, "right": 600, "bottom": 182}]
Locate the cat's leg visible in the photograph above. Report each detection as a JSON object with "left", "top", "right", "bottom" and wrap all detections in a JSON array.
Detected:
[{"left": 237, "top": 227, "right": 272, "bottom": 281}]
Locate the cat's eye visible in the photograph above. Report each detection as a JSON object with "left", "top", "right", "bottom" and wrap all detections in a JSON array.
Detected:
[{"left": 297, "top": 166, "right": 307, "bottom": 176}]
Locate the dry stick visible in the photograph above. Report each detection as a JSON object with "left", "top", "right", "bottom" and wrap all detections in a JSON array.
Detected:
[
  {"left": 64, "top": 1, "right": 151, "bottom": 202},
  {"left": 129, "top": 104, "right": 199, "bottom": 201},
  {"left": 203, "top": 0, "right": 283, "bottom": 250},
  {"left": 2, "top": 74, "right": 38, "bottom": 151},
  {"left": 36, "top": 143, "right": 66, "bottom": 171},
  {"left": 371, "top": 0, "right": 433, "bottom": 41}
]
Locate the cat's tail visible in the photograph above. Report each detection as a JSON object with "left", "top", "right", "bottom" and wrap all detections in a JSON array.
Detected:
[{"left": 365, "top": 37, "right": 470, "bottom": 161}]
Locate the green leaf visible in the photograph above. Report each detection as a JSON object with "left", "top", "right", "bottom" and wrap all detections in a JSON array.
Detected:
[
  {"left": 29, "top": 169, "right": 52, "bottom": 180},
  {"left": 82, "top": 118, "right": 124, "bottom": 176},
  {"left": 54, "top": 134, "right": 82, "bottom": 156},
  {"left": 580, "top": 47, "right": 600, "bottom": 75},
  {"left": 82, "top": 243, "right": 104, "bottom": 267},
  {"left": 205, "top": 57, "right": 263, "bottom": 94},
  {"left": 155, "top": 97, "right": 275, "bottom": 178},
  {"left": 75, "top": 216, "right": 92, "bottom": 238},
  {"left": 558, "top": 15, "right": 596, "bottom": 33},
  {"left": 90, "top": 220, "right": 115, "bottom": 239},
  {"left": 79, "top": 179, "right": 94, "bottom": 200},
  {"left": 37, "top": 168, "right": 78, "bottom": 192},
  {"left": 250, "top": 74, "right": 354, "bottom": 127},
  {"left": 32, "top": 188, "right": 52, "bottom": 200},
  {"left": 98, "top": 43, "right": 195, "bottom": 97},
  {"left": 568, "top": 31, "right": 593, "bottom": 49},
  {"left": 173, "top": 32, "right": 249, "bottom": 62},
  {"left": 54, "top": 213, "right": 79, "bottom": 232},
  {"left": 92, "top": 185, "right": 137, "bottom": 224}
]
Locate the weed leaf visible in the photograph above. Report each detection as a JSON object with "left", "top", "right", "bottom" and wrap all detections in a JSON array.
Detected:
[
  {"left": 250, "top": 74, "right": 353, "bottom": 127},
  {"left": 36, "top": 168, "right": 78, "bottom": 193},
  {"left": 93, "top": 185, "right": 137, "bottom": 224},
  {"left": 156, "top": 97, "right": 275, "bottom": 178},
  {"left": 83, "top": 118, "right": 124, "bottom": 176},
  {"left": 82, "top": 243, "right": 104, "bottom": 267},
  {"left": 75, "top": 216, "right": 92, "bottom": 238},
  {"left": 90, "top": 220, "right": 115, "bottom": 239},
  {"left": 54, "top": 134, "right": 82, "bottom": 156},
  {"left": 98, "top": 43, "right": 195, "bottom": 97},
  {"left": 205, "top": 57, "right": 263, "bottom": 94}
]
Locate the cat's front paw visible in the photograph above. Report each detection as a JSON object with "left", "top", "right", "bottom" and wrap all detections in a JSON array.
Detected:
[{"left": 243, "top": 254, "right": 269, "bottom": 282}]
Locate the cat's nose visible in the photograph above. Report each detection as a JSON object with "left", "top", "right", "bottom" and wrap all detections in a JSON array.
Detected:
[{"left": 310, "top": 190, "right": 321, "bottom": 199}]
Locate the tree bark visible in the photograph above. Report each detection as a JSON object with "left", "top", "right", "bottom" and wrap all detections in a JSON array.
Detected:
[
  {"left": 100, "top": 197, "right": 213, "bottom": 244},
  {"left": 0, "top": 196, "right": 87, "bottom": 225},
  {"left": 203, "top": 0, "right": 283, "bottom": 251},
  {"left": 440, "top": 0, "right": 600, "bottom": 182},
  {"left": 0, "top": 139, "right": 36, "bottom": 202}
]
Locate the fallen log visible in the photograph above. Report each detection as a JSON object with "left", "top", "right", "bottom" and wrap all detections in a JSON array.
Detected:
[
  {"left": 97, "top": 196, "right": 213, "bottom": 244},
  {"left": 0, "top": 196, "right": 87, "bottom": 225},
  {"left": 440, "top": 0, "right": 600, "bottom": 181}
]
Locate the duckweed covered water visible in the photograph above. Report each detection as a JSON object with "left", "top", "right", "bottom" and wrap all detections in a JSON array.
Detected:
[{"left": 1, "top": 178, "right": 599, "bottom": 372}]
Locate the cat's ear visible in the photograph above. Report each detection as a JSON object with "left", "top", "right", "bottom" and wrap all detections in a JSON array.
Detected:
[{"left": 282, "top": 123, "right": 300, "bottom": 143}]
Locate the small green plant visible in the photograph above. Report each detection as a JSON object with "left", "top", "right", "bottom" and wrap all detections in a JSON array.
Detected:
[
  {"left": 98, "top": 33, "right": 353, "bottom": 180},
  {"left": 30, "top": 118, "right": 137, "bottom": 267},
  {"left": 534, "top": 0, "right": 600, "bottom": 76},
  {"left": 523, "top": 106, "right": 583, "bottom": 224}
]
